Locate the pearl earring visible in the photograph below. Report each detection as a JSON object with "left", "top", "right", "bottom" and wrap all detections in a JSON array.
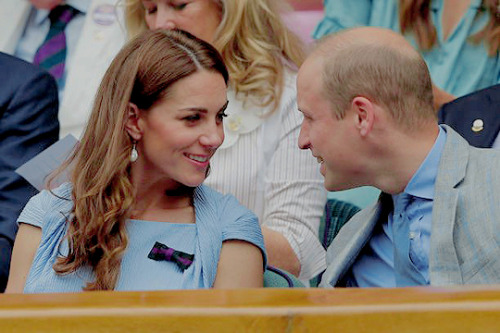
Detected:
[{"left": 130, "top": 142, "right": 138, "bottom": 162}]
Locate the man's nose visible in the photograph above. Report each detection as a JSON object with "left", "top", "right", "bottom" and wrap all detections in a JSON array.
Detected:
[{"left": 298, "top": 124, "right": 310, "bottom": 150}]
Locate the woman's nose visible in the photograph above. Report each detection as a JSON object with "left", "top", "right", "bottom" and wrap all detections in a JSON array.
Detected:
[
  {"left": 151, "top": 8, "right": 176, "bottom": 30},
  {"left": 200, "top": 126, "right": 224, "bottom": 149}
]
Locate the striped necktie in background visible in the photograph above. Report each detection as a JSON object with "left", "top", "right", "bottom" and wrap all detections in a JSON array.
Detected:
[{"left": 33, "top": 5, "right": 80, "bottom": 85}]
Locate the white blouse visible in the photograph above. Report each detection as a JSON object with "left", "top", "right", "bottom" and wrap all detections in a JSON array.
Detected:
[{"left": 205, "top": 69, "right": 327, "bottom": 280}]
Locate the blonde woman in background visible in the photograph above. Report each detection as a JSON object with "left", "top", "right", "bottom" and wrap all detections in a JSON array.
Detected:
[{"left": 124, "top": 0, "right": 327, "bottom": 281}]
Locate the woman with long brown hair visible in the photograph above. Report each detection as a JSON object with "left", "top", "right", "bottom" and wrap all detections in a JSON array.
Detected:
[
  {"left": 5, "top": 29, "right": 265, "bottom": 293},
  {"left": 314, "top": 0, "right": 500, "bottom": 110},
  {"left": 123, "top": 0, "right": 327, "bottom": 283}
]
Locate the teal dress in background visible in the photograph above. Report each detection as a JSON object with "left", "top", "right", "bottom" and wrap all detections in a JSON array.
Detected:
[
  {"left": 18, "top": 183, "right": 266, "bottom": 293},
  {"left": 313, "top": 0, "right": 500, "bottom": 98}
]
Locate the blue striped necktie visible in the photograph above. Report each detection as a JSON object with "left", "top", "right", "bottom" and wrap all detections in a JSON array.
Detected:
[
  {"left": 33, "top": 5, "right": 79, "bottom": 85},
  {"left": 392, "top": 192, "right": 426, "bottom": 286}
]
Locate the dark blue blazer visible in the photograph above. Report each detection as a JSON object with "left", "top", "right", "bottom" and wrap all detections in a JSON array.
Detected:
[
  {"left": 438, "top": 84, "right": 500, "bottom": 148},
  {"left": 0, "top": 52, "right": 59, "bottom": 291}
]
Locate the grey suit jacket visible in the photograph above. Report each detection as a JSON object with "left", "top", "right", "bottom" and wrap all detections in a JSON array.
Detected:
[{"left": 320, "top": 125, "right": 500, "bottom": 287}]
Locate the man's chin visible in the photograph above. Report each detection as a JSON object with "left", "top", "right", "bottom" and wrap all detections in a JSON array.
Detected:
[{"left": 324, "top": 179, "right": 357, "bottom": 192}]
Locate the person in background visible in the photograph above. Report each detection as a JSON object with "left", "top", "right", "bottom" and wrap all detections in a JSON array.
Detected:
[
  {"left": 0, "top": 0, "right": 126, "bottom": 138},
  {"left": 287, "top": 0, "right": 323, "bottom": 11},
  {"left": 438, "top": 83, "right": 500, "bottom": 149},
  {"left": 297, "top": 27, "right": 500, "bottom": 288},
  {"left": 283, "top": 0, "right": 324, "bottom": 45},
  {"left": 313, "top": 0, "right": 500, "bottom": 110},
  {"left": 124, "top": 0, "right": 327, "bottom": 281},
  {"left": 0, "top": 52, "right": 59, "bottom": 292},
  {"left": 5, "top": 29, "right": 265, "bottom": 293}
]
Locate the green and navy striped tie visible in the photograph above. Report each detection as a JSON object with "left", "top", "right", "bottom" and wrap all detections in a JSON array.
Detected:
[{"left": 33, "top": 5, "right": 79, "bottom": 85}]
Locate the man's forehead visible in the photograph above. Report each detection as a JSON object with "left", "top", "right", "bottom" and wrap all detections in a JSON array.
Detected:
[
  {"left": 298, "top": 56, "right": 323, "bottom": 91},
  {"left": 300, "top": 54, "right": 323, "bottom": 75}
]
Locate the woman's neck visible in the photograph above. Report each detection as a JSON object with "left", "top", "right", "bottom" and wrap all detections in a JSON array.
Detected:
[
  {"left": 131, "top": 177, "right": 195, "bottom": 223},
  {"left": 441, "top": 0, "right": 471, "bottom": 41}
]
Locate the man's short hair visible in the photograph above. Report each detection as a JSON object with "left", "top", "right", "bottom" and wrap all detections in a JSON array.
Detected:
[{"left": 318, "top": 41, "right": 436, "bottom": 129}]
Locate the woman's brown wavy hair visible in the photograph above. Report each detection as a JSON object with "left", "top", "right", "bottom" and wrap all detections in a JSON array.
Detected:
[
  {"left": 399, "top": 0, "right": 499, "bottom": 55},
  {"left": 50, "top": 29, "right": 228, "bottom": 291}
]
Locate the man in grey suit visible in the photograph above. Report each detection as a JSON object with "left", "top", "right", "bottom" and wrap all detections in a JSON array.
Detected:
[{"left": 297, "top": 27, "right": 500, "bottom": 287}]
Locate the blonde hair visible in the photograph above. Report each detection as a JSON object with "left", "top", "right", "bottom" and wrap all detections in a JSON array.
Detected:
[
  {"left": 317, "top": 37, "right": 435, "bottom": 130},
  {"left": 399, "top": 0, "right": 500, "bottom": 56},
  {"left": 123, "top": 0, "right": 306, "bottom": 114},
  {"left": 51, "top": 29, "right": 228, "bottom": 291}
]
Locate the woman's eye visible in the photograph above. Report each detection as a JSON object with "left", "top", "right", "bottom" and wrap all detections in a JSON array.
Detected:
[
  {"left": 216, "top": 111, "right": 228, "bottom": 122},
  {"left": 144, "top": 6, "right": 157, "bottom": 14},
  {"left": 171, "top": 2, "right": 187, "bottom": 10},
  {"left": 184, "top": 114, "right": 201, "bottom": 122}
]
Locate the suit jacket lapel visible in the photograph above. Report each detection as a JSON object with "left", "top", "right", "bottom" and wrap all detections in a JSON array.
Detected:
[
  {"left": 430, "top": 126, "right": 468, "bottom": 285},
  {"left": 320, "top": 193, "right": 391, "bottom": 287}
]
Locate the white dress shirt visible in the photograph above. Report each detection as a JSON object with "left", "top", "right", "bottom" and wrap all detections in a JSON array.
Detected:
[
  {"left": 2, "top": 0, "right": 127, "bottom": 139},
  {"left": 14, "top": 0, "right": 89, "bottom": 98}
]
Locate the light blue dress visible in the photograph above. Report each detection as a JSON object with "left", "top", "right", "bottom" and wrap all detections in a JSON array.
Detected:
[
  {"left": 313, "top": 0, "right": 500, "bottom": 98},
  {"left": 18, "top": 183, "right": 266, "bottom": 293}
]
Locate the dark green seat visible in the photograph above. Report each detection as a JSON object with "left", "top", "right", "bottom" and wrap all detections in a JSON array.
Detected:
[
  {"left": 310, "top": 198, "right": 361, "bottom": 287},
  {"left": 320, "top": 198, "right": 361, "bottom": 249},
  {"left": 264, "top": 265, "right": 304, "bottom": 288}
]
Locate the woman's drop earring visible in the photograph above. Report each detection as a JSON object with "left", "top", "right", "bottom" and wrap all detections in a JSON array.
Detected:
[{"left": 130, "top": 142, "right": 138, "bottom": 162}]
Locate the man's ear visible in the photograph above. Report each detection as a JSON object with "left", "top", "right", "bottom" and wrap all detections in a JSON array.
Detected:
[
  {"left": 125, "top": 102, "right": 143, "bottom": 141},
  {"left": 351, "top": 96, "right": 374, "bottom": 137}
]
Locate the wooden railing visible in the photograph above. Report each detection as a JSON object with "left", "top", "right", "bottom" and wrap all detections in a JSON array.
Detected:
[{"left": 1, "top": 286, "right": 500, "bottom": 332}]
